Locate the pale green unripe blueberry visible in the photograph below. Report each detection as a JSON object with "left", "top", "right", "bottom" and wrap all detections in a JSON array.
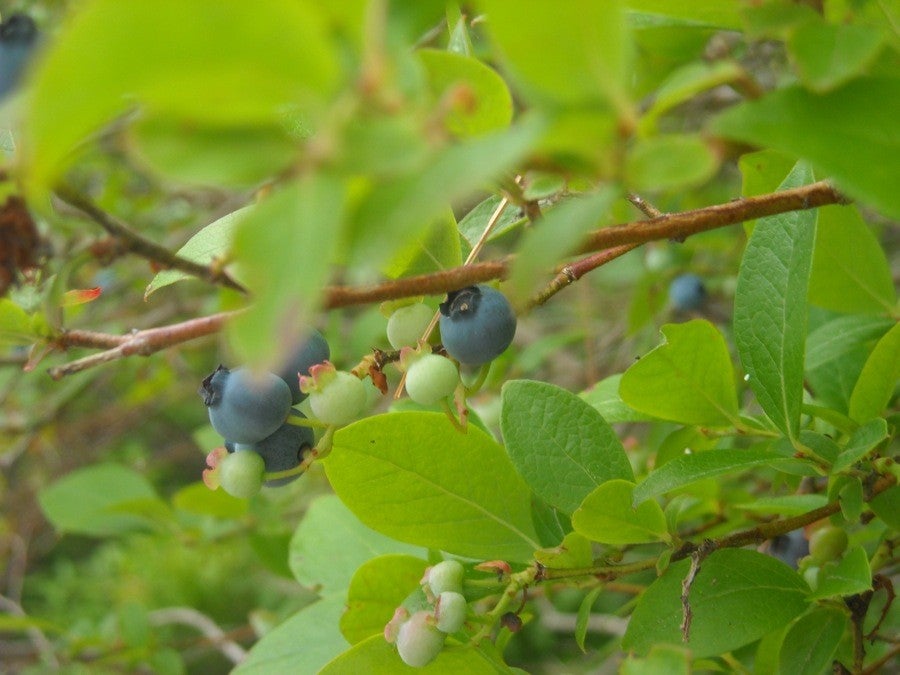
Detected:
[
  {"left": 424, "top": 560, "right": 464, "bottom": 596},
  {"left": 396, "top": 610, "right": 445, "bottom": 668},
  {"left": 434, "top": 591, "right": 466, "bottom": 634},
  {"left": 217, "top": 449, "right": 265, "bottom": 499},
  {"left": 405, "top": 354, "right": 459, "bottom": 405},
  {"left": 387, "top": 303, "right": 434, "bottom": 349},
  {"left": 809, "top": 526, "right": 848, "bottom": 564},
  {"left": 309, "top": 371, "right": 367, "bottom": 426}
]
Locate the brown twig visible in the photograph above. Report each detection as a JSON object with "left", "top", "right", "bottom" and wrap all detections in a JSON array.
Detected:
[
  {"left": 54, "top": 184, "right": 247, "bottom": 293},
  {"left": 48, "top": 311, "right": 239, "bottom": 379},
  {"left": 579, "top": 180, "right": 845, "bottom": 253},
  {"left": 46, "top": 181, "right": 848, "bottom": 377},
  {"left": 627, "top": 193, "right": 663, "bottom": 218},
  {"left": 529, "top": 243, "right": 640, "bottom": 308},
  {"left": 672, "top": 473, "right": 897, "bottom": 562}
]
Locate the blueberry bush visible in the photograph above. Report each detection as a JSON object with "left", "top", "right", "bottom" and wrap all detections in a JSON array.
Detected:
[{"left": 0, "top": 2, "right": 897, "bottom": 673}]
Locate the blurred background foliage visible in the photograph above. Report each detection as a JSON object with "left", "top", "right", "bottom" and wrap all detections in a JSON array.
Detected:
[{"left": 0, "top": 0, "right": 896, "bottom": 673}]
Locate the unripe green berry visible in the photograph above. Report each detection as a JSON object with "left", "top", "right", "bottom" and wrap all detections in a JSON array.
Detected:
[
  {"left": 809, "top": 526, "right": 848, "bottom": 564},
  {"left": 424, "top": 560, "right": 464, "bottom": 596},
  {"left": 405, "top": 354, "right": 459, "bottom": 405},
  {"left": 396, "top": 611, "right": 445, "bottom": 668},
  {"left": 217, "top": 449, "right": 265, "bottom": 499},
  {"left": 387, "top": 303, "right": 434, "bottom": 349},
  {"left": 308, "top": 371, "right": 367, "bottom": 426},
  {"left": 434, "top": 591, "right": 466, "bottom": 634}
]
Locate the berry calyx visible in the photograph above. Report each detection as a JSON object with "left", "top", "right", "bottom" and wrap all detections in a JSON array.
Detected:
[
  {"left": 438, "top": 285, "right": 516, "bottom": 366},
  {"left": 200, "top": 365, "right": 292, "bottom": 444},
  {"left": 300, "top": 361, "right": 367, "bottom": 426},
  {"left": 403, "top": 352, "right": 459, "bottom": 406}
]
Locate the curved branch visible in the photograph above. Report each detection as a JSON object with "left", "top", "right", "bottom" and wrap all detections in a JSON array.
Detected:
[
  {"left": 46, "top": 181, "right": 848, "bottom": 377},
  {"left": 54, "top": 184, "right": 247, "bottom": 294}
]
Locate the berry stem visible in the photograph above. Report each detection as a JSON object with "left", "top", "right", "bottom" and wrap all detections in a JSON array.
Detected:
[
  {"left": 463, "top": 363, "right": 491, "bottom": 396},
  {"left": 283, "top": 414, "right": 329, "bottom": 429}
]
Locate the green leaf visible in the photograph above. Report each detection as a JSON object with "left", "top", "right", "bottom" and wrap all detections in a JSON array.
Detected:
[
  {"left": 145, "top": 207, "right": 249, "bottom": 298},
  {"left": 383, "top": 210, "right": 462, "bottom": 279},
  {"left": 530, "top": 497, "right": 571, "bottom": 547},
  {"left": 778, "top": 607, "right": 848, "bottom": 675},
  {"left": 639, "top": 61, "right": 745, "bottom": 135},
  {"left": 833, "top": 418, "right": 889, "bottom": 473},
  {"left": 320, "top": 634, "right": 507, "bottom": 674},
  {"left": 235, "top": 596, "right": 348, "bottom": 675},
  {"left": 869, "top": 486, "right": 900, "bottom": 530},
  {"left": 633, "top": 448, "right": 789, "bottom": 505},
  {"left": 507, "top": 188, "right": 619, "bottom": 301},
  {"left": 848, "top": 322, "right": 900, "bottom": 423},
  {"left": 713, "top": 78, "right": 900, "bottom": 218},
  {"left": 624, "top": 1, "right": 742, "bottom": 29},
  {"left": 788, "top": 20, "right": 884, "bottom": 92},
  {"left": 25, "top": 0, "right": 338, "bottom": 192},
  {"left": 341, "top": 555, "right": 429, "bottom": 645},
  {"left": 624, "top": 134, "right": 719, "bottom": 192},
  {"left": 734, "top": 494, "right": 828, "bottom": 516},
  {"left": 808, "top": 546, "right": 872, "bottom": 600},
  {"left": 620, "top": 320, "right": 740, "bottom": 427},
  {"left": 348, "top": 118, "right": 543, "bottom": 271},
  {"left": 500, "top": 380, "right": 633, "bottom": 515},
  {"left": 621, "top": 645, "right": 691, "bottom": 675},
  {"left": 580, "top": 374, "right": 655, "bottom": 423},
  {"left": 480, "top": 0, "right": 629, "bottom": 110},
  {"left": 623, "top": 549, "right": 810, "bottom": 657},
  {"left": 171, "top": 482, "right": 248, "bottom": 519},
  {"left": 572, "top": 480, "right": 669, "bottom": 545},
  {"left": 734, "top": 162, "right": 817, "bottom": 441},
  {"left": 457, "top": 194, "right": 526, "bottom": 249},
  {"left": 575, "top": 587, "right": 603, "bottom": 653},
  {"left": 0, "top": 298, "right": 36, "bottom": 346},
  {"left": 418, "top": 50, "right": 513, "bottom": 136},
  {"left": 289, "top": 495, "right": 422, "bottom": 596},
  {"left": 739, "top": 149, "right": 797, "bottom": 230},
  {"left": 132, "top": 118, "right": 296, "bottom": 187},
  {"left": 228, "top": 174, "right": 344, "bottom": 371},
  {"left": 325, "top": 412, "right": 540, "bottom": 562},
  {"left": 533, "top": 532, "right": 593, "bottom": 569},
  {"left": 805, "top": 315, "right": 894, "bottom": 371},
  {"left": 809, "top": 206, "right": 896, "bottom": 314},
  {"left": 38, "top": 464, "right": 159, "bottom": 537},
  {"left": 807, "top": 344, "right": 869, "bottom": 414}
]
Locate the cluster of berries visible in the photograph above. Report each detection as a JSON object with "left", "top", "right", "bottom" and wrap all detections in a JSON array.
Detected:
[
  {"left": 385, "top": 560, "right": 468, "bottom": 667},
  {"left": 198, "top": 285, "right": 517, "bottom": 498},
  {"left": 199, "top": 330, "right": 362, "bottom": 498}
]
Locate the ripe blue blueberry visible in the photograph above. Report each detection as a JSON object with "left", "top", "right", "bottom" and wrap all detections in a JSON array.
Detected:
[
  {"left": 233, "top": 410, "right": 315, "bottom": 486},
  {"left": 668, "top": 273, "right": 706, "bottom": 311},
  {"left": 438, "top": 285, "right": 516, "bottom": 366},
  {"left": 766, "top": 529, "right": 809, "bottom": 569},
  {"left": 0, "top": 14, "right": 37, "bottom": 99},
  {"left": 199, "top": 365, "right": 292, "bottom": 444},
  {"left": 278, "top": 330, "right": 330, "bottom": 404}
]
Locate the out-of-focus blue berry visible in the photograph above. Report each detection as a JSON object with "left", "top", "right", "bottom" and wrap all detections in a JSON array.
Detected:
[
  {"left": 668, "top": 273, "right": 706, "bottom": 311},
  {"left": 200, "top": 366, "right": 291, "bottom": 444},
  {"left": 0, "top": 14, "right": 38, "bottom": 99}
]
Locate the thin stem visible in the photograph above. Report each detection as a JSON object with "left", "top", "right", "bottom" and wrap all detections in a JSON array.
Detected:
[
  {"left": 55, "top": 184, "right": 247, "bottom": 294},
  {"left": 627, "top": 192, "right": 663, "bottom": 218}
]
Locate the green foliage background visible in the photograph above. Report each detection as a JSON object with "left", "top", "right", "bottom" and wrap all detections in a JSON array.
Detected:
[{"left": 0, "top": 1, "right": 897, "bottom": 673}]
